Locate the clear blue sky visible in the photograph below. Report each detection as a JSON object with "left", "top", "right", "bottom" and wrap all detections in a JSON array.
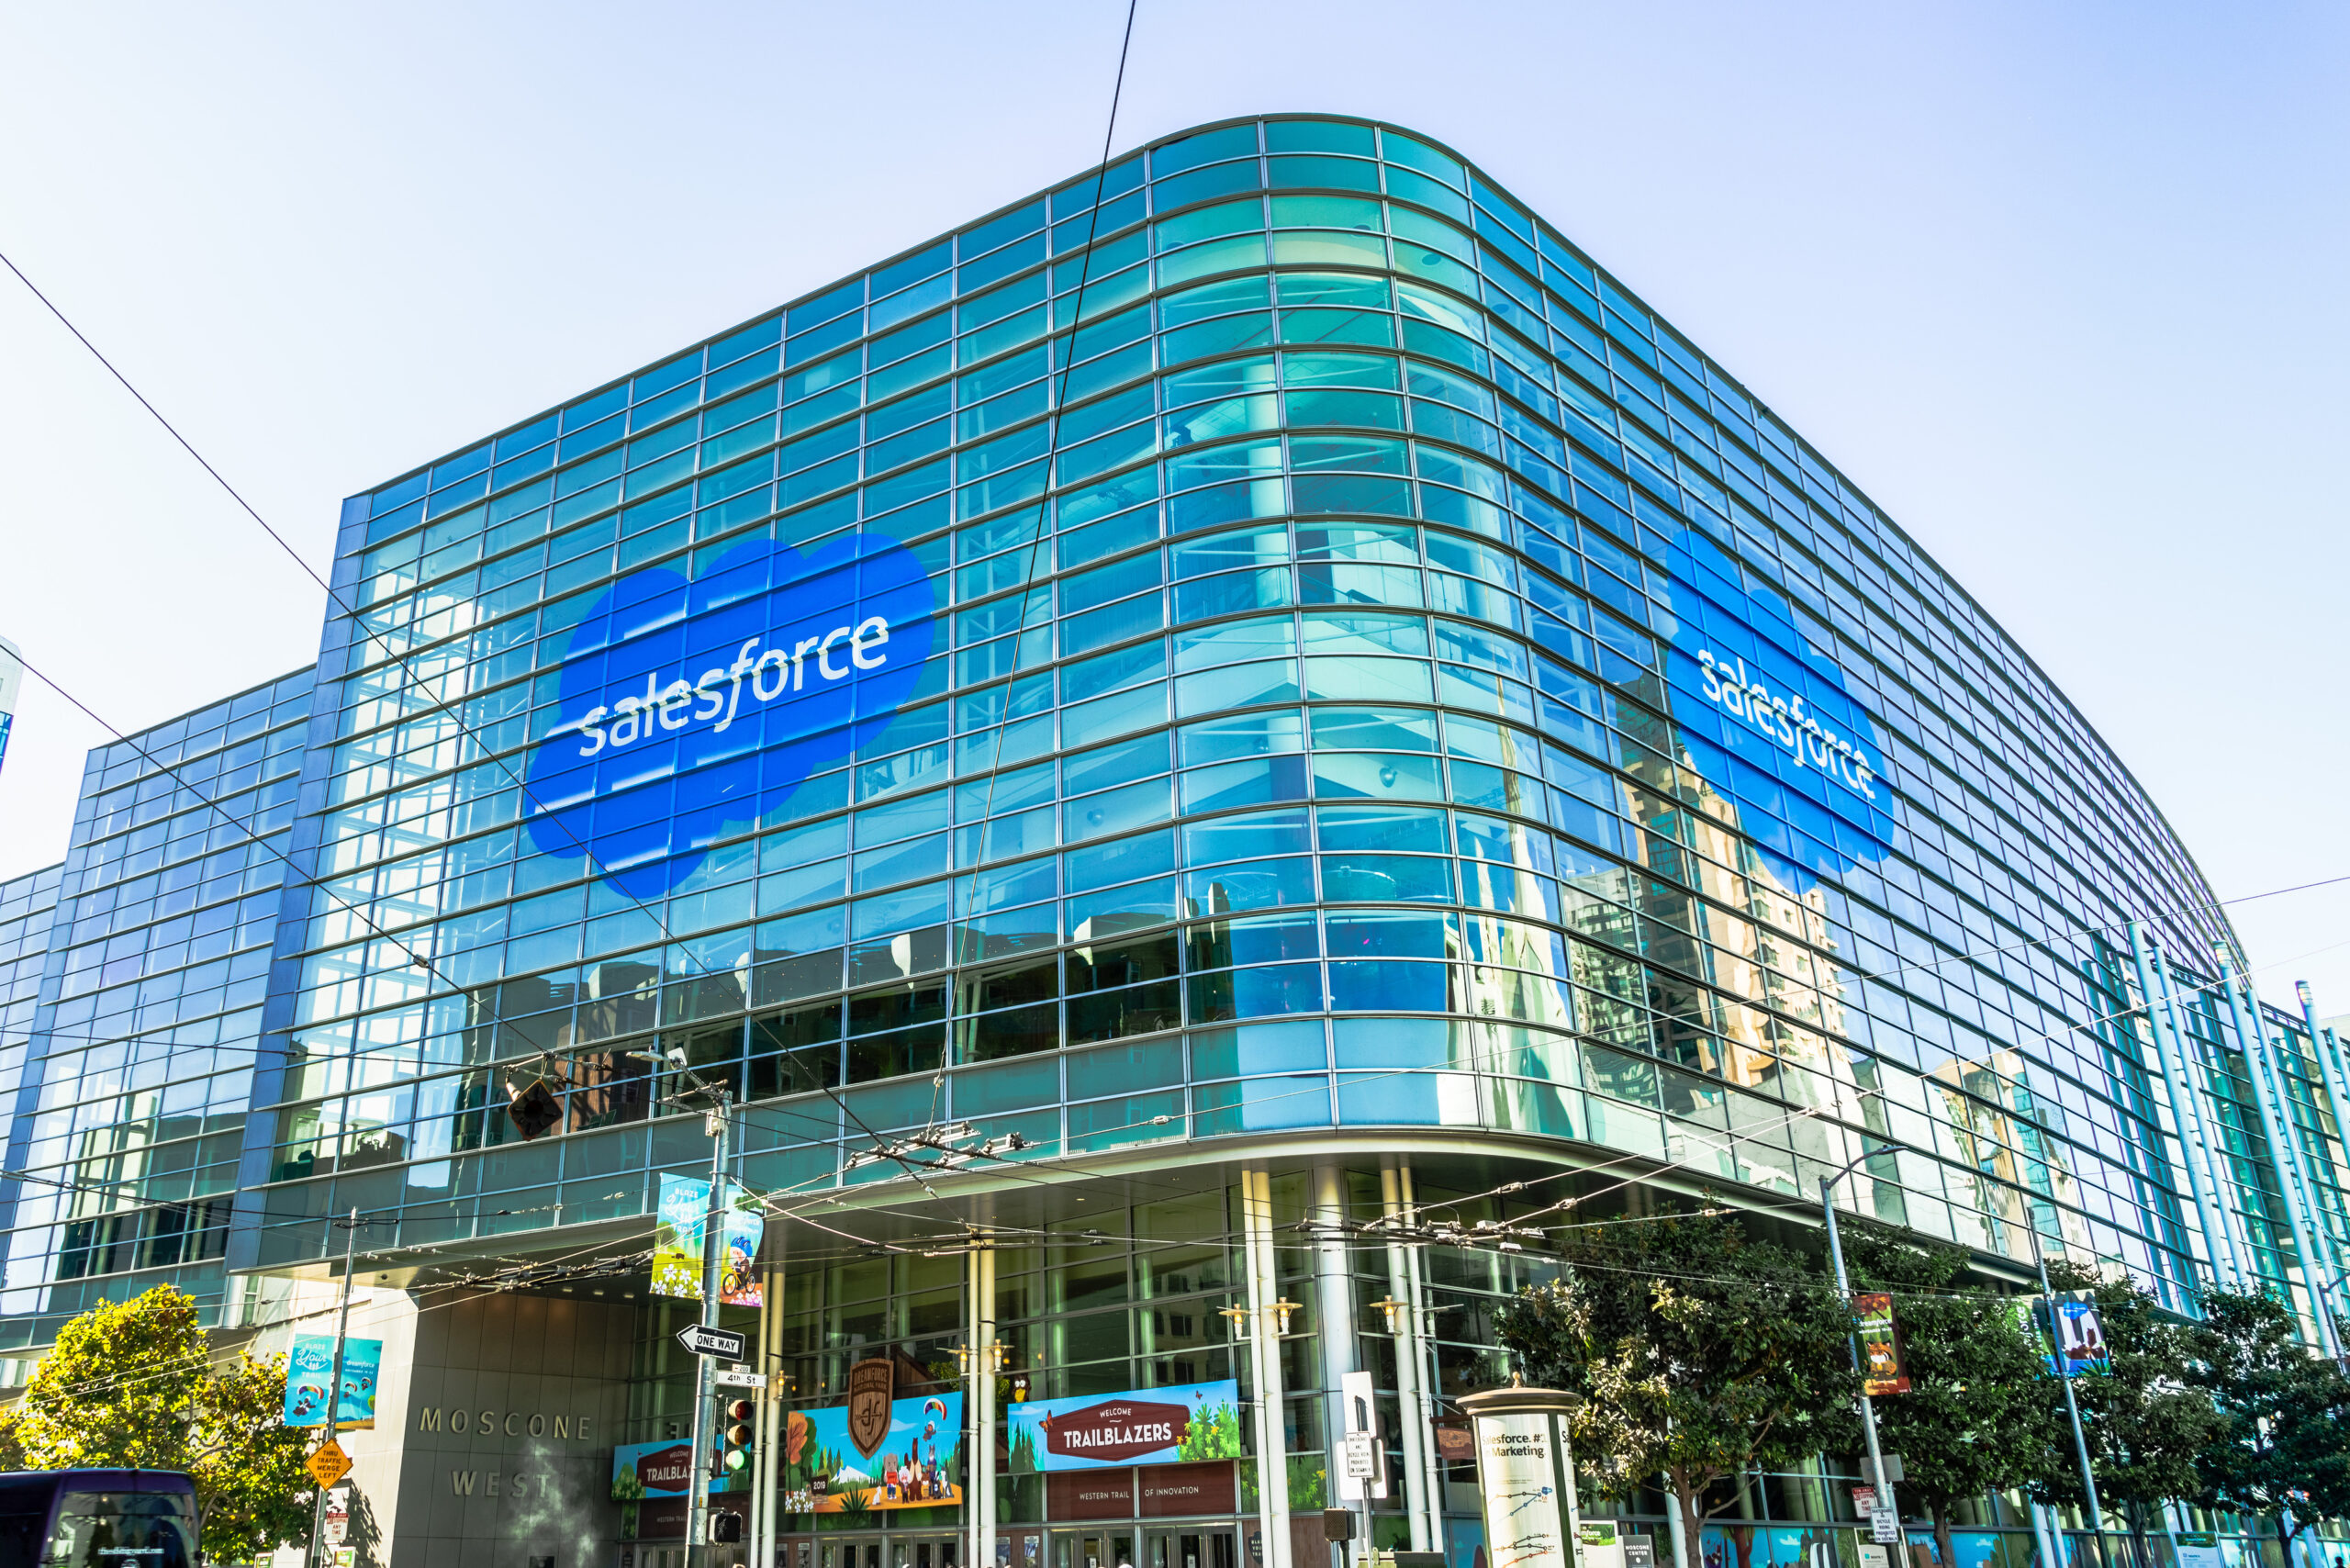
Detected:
[{"left": 2, "top": 2, "right": 2344, "bottom": 1009}]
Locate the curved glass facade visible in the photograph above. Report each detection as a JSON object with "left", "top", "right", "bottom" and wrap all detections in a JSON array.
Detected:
[{"left": 246, "top": 110, "right": 2295, "bottom": 1296}]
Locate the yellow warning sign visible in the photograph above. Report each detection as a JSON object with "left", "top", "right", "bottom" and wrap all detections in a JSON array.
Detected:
[{"left": 307, "top": 1439, "right": 352, "bottom": 1488}]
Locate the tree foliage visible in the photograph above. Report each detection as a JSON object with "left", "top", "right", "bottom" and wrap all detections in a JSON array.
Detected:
[
  {"left": 1, "top": 1286, "right": 312, "bottom": 1564},
  {"left": 1842, "top": 1226, "right": 2066, "bottom": 1568},
  {"left": 2184, "top": 1286, "right": 2350, "bottom": 1549},
  {"left": 2040, "top": 1262, "right": 2222, "bottom": 1564},
  {"left": 1494, "top": 1209, "right": 1858, "bottom": 1568}
]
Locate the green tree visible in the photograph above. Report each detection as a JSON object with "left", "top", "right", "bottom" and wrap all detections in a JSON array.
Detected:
[
  {"left": 7, "top": 1285, "right": 312, "bottom": 1563},
  {"left": 1494, "top": 1209, "right": 1859, "bottom": 1568},
  {"left": 192, "top": 1350, "right": 315, "bottom": 1562},
  {"left": 1843, "top": 1226, "right": 2066, "bottom": 1568},
  {"left": 0, "top": 1406, "right": 28, "bottom": 1472},
  {"left": 2184, "top": 1286, "right": 2350, "bottom": 1556},
  {"left": 2041, "top": 1262, "right": 2221, "bottom": 1568}
]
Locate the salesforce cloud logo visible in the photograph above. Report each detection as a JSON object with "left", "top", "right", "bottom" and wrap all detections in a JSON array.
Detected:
[
  {"left": 1658, "top": 527, "right": 1894, "bottom": 887},
  {"left": 521, "top": 531, "right": 938, "bottom": 899}
]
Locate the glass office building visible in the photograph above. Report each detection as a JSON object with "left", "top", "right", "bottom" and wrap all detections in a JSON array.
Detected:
[{"left": 4, "top": 117, "right": 2347, "bottom": 1568}]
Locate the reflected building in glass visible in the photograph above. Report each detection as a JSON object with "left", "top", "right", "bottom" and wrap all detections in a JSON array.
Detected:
[{"left": 4, "top": 117, "right": 2346, "bottom": 1568}]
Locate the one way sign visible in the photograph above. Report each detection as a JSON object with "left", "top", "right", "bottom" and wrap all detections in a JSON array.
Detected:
[{"left": 676, "top": 1324, "right": 748, "bottom": 1360}]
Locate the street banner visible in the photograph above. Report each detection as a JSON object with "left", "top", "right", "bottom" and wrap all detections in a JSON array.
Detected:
[
  {"left": 722, "top": 1193, "right": 766, "bottom": 1305},
  {"left": 2017, "top": 1294, "right": 2109, "bottom": 1376},
  {"left": 1850, "top": 1294, "right": 1910, "bottom": 1394},
  {"left": 1005, "top": 1379, "right": 1242, "bottom": 1473},
  {"left": 652, "top": 1174, "right": 766, "bottom": 1305},
  {"left": 783, "top": 1391, "right": 965, "bottom": 1512},
  {"left": 284, "top": 1336, "right": 381, "bottom": 1429},
  {"left": 2051, "top": 1294, "right": 2109, "bottom": 1375}
]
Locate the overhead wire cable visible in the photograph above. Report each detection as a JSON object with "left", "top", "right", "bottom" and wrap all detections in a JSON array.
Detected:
[
  {"left": 7, "top": 158, "right": 2341, "bottom": 1285},
  {"left": 943, "top": 0, "right": 1142, "bottom": 1045},
  {"left": 0, "top": 249, "right": 934, "bottom": 1189}
]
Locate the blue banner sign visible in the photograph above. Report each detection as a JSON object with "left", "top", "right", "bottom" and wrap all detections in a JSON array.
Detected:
[
  {"left": 284, "top": 1335, "right": 381, "bottom": 1429},
  {"left": 1660, "top": 526, "right": 1894, "bottom": 885},
  {"left": 523, "top": 532, "right": 938, "bottom": 898}
]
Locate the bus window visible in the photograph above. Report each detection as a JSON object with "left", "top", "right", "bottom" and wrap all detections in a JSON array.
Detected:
[{"left": 46, "top": 1490, "right": 196, "bottom": 1568}]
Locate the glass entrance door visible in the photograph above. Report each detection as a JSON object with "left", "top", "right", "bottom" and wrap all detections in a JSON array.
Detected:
[
  {"left": 1054, "top": 1529, "right": 1139, "bottom": 1568},
  {"left": 1147, "top": 1527, "right": 1237, "bottom": 1568}
]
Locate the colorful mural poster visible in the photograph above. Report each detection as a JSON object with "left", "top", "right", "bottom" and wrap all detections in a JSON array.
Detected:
[
  {"left": 652, "top": 1174, "right": 766, "bottom": 1305},
  {"left": 782, "top": 1391, "right": 964, "bottom": 1513},
  {"left": 282, "top": 1336, "right": 381, "bottom": 1429},
  {"left": 1006, "top": 1380, "right": 1241, "bottom": 1473}
]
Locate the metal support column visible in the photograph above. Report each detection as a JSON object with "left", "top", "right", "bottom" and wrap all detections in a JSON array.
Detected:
[
  {"left": 754, "top": 1253, "right": 785, "bottom": 1568},
  {"left": 1380, "top": 1163, "right": 1437, "bottom": 1551},
  {"left": 2129, "top": 923, "right": 2232, "bottom": 1291},
  {"left": 2327, "top": 1028, "right": 2350, "bottom": 1126},
  {"left": 2028, "top": 1501, "right": 2060, "bottom": 1568},
  {"left": 2220, "top": 955, "right": 2342, "bottom": 1357},
  {"left": 2260, "top": 1033, "right": 2344, "bottom": 1346},
  {"left": 1313, "top": 1165, "right": 1369, "bottom": 1551},
  {"left": 1243, "top": 1167, "right": 1293, "bottom": 1568},
  {"left": 972, "top": 1237, "right": 999, "bottom": 1568},
  {"left": 2154, "top": 943, "right": 2255, "bottom": 1286},
  {"left": 2296, "top": 981, "right": 2350, "bottom": 1332},
  {"left": 1403, "top": 1166, "right": 1449, "bottom": 1557}
]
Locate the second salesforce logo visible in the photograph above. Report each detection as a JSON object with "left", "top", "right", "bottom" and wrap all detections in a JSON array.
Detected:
[
  {"left": 522, "top": 531, "right": 939, "bottom": 898},
  {"left": 1659, "top": 527, "right": 1895, "bottom": 886}
]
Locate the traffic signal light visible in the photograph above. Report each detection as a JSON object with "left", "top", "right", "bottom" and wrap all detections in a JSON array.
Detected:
[
  {"left": 711, "top": 1510, "right": 744, "bottom": 1543},
  {"left": 722, "top": 1398, "right": 755, "bottom": 1478}
]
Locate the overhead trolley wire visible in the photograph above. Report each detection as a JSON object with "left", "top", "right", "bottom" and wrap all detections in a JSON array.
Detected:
[
  {"left": 0, "top": 249, "right": 941, "bottom": 1191},
  {"left": 5, "top": 66, "right": 2343, "bottom": 1277}
]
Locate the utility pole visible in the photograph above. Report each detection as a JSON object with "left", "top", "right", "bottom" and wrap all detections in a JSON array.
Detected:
[
  {"left": 1818, "top": 1169, "right": 1889, "bottom": 1509},
  {"left": 2030, "top": 1226, "right": 2108, "bottom": 1568},
  {"left": 688, "top": 1092, "right": 733, "bottom": 1566},
  {"left": 305, "top": 1207, "right": 359, "bottom": 1568}
]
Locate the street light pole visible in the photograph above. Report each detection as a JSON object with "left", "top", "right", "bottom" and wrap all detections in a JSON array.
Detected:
[
  {"left": 304, "top": 1207, "right": 359, "bottom": 1568},
  {"left": 1818, "top": 1159, "right": 1890, "bottom": 1512},
  {"left": 688, "top": 1092, "right": 733, "bottom": 1568},
  {"left": 2029, "top": 1225, "right": 2107, "bottom": 1568}
]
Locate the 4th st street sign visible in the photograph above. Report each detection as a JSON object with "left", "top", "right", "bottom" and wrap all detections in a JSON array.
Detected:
[{"left": 676, "top": 1324, "right": 748, "bottom": 1360}]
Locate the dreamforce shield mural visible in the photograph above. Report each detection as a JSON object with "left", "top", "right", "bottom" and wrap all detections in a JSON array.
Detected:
[
  {"left": 1658, "top": 525, "right": 1896, "bottom": 886},
  {"left": 521, "top": 531, "right": 939, "bottom": 898}
]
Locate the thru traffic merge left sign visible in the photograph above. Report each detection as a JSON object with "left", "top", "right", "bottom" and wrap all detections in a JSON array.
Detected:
[{"left": 307, "top": 1439, "right": 352, "bottom": 1488}]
